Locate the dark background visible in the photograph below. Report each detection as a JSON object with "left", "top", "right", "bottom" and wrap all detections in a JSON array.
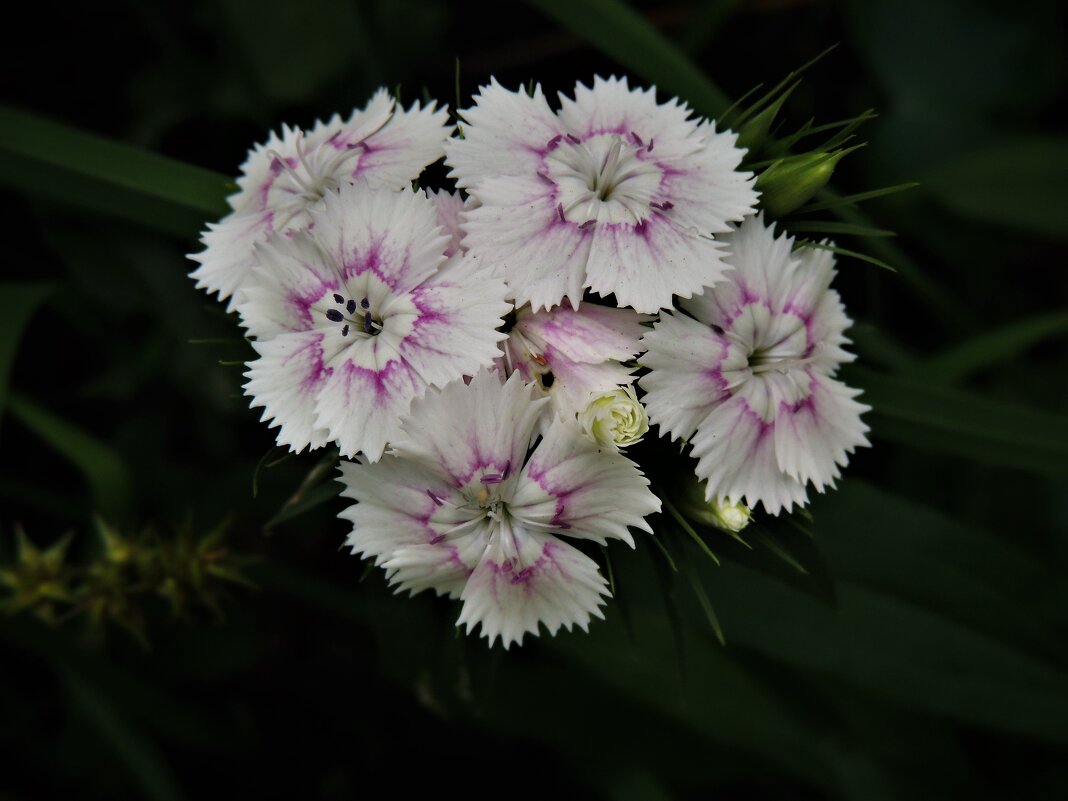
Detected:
[{"left": 2, "top": 1, "right": 1066, "bottom": 799}]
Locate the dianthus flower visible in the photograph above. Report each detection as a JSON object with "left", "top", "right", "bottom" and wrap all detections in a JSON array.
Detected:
[
  {"left": 339, "top": 370, "right": 661, "bottom": 647},
  {"left": 446, "top": 76, "right": 757, "bottom": 312},
  {"left": 639, "top": 215, "right": 870, "bottom": 514},
  {"left": 190, "top": 90, "right": 450, "bottom": 308},
  {"left": 239, "top": 184, "right": 509, "bottom": 460}
]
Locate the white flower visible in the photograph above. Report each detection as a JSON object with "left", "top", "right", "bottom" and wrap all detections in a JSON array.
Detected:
[
  {"left": 190, "top": 89, "right": 451, "bottom": 309},
  {"left": 498, "top": 302, "right": 650, "bottom": 425},
  {"left": 423, "top": 188, "right": 476, "bottom": 258},
  {"left": 578, "top": 386, "right": 649, "bottom": 450},
  {"left": 445, "top": 75, "right": 758, "bottom": 313},
  {"left": 238, "top": 184, "right": 510, "bottom": 460},
  {"left": 639, "top": 214, "right": 870, "bottom": 515},
  {"left": 338, "top": 370, "right": 661, "bottom": 648}
]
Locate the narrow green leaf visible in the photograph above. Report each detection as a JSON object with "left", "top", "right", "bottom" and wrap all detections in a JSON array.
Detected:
[
  {"left": 794, "top": 182, "right": 921, "bottom": 214},
  {"left": 662, "top": 495, "right": 720, "bottom": 566},
  {"left": 924, "top": 136, "right": 1068, "bottom": 240},
  {"left": 526, "top": 0, "right": 730, "bottom": 116},
  {"left": 62, "top": 670, "right": 186, "bottom": 801},
  {"left": 0, "top": 106, "right": 230, "bottom": 236},
  {"left": 677, "top": 550, "right": 726, "bottom": 645},
  {"left": 731, "top": 45, "right": 838, "bottom": 128},
  {"left": 786, "top": 220, "right": 896, "bottom": 238},
  {"left": 0, "top": 283, "right": 52, "bottom": 417},
  {"left": 6, "top": 393, "right": 132, "bottom": 520},
  {"left": 917, "top": 311, "right": 1068, "bottom": 384},
  {"left": 850, "top": 367, "right": 1068, "bottom": 477},
  {"left": 264, "top": 481, "right": 342, "bottom": 529},
  {"left": 797, "top": 240, "right": 898, "bottom": 271},
  {"left": 644, "top": 530, "right": 679, "bottom": 573}
]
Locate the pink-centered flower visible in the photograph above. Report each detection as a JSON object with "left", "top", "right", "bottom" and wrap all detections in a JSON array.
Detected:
[
  {"left": 339, "top": 370, "right": 661, "bottom": 648},
  {"left": 639, "top": 214, "right": 870, "bottom": 515},
  {"left": 498, "top": 303, "right": 650, "bottom": 425},
  {"left": 190, "top": 89, "right": 450, "bottom": 309},
  {"left": 238, "top": 184, "right": 510, "bottom": 461},
  {"left": 445, "top": 75, "right": 758, "bottom": 313}
]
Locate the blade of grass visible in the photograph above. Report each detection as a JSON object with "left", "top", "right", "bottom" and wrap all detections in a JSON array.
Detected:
[
  {"left": 0, "top": 283, "right": 52, "bottom": 417},
  {"left": 7, "top": 393, "right": 132, "bottom": 520}
]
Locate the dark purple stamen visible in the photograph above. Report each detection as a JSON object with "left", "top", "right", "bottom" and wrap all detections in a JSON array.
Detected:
[
  {"left": 502, "top": 460, "right": 512, "bottom": 478},
  {"left": 652, "top": 200, "right": 674, "bottom": 211},
  {"left": 426, "top": 489, "right": 443, "bottom": 506},
  {"left": 578, "top": 219, "right": 596, "bottom": 230},
  {"left": 546, "top": 134, "right": 562, "bottom": 149},
  {"left": 326, "top": 309, "right": 344, "bottom": 323},
  {"left": 346, "top": 299, "right": 357, "bottom": 314},
  {"left": 557, "top": 203, "right": 566, "bottom": 223},
  {"left": 630, "top": 131, "right": 644, "bottom": 147},
  {"left": 566, "top": 133, "right": 581, "bottom": 144},
  {"left": 647, "top": 138, "right": 655, "bottom": 152},
  {"left": 480, "top": 473, "right": 503, "bottom": 485},
  {"left": 710, "top": 324, "right": 725, "bottom": 335},
  {"left": 361, "top": 297, "right": 370, "bottom": 309},
  {"left": 333, "top": 293, "right": 344, "bottom": 304},
  {"left": 511, "top": 567, "right": 534, "bottom": 584},
  {"left": 346, "top": 142, "right": 360, "bottom": 150},
  {"left": 363, "top": 311, "right": 373, "bottom": 333},
  {"left": 341, "top": 324, "right": 349, "bottom": 337}
]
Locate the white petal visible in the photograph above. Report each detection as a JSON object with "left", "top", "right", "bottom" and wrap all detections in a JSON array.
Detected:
[
  {"left": 446, "top": 79, "right": 564, "bottom": 190},
  {"left": 545, "top": 350, "right": 637, "bottom": 420},
  {"left": 244, "top": 330, "right": 339, "bottom": 452},
  {"left": 461, "top": 179, "right": 592, "bottom": 310},
  {"left": 338, "top": 457, "right": 485, "bottom": 599},
  {"left": 517, "top": 304, "right": 651, "bottom": 363},
  {"left": 313, "top": 336, "right": 425, "bottom": 461},
  {"left": 354, "top": 98, "right": 452, "bottom": 189},
  {"left": 689, "top": 393, "right": 810, "bottom": 516},
  {"left": 510, "top": 416, "right": 661, "bottom": 546},
  {"left": 638, "top": 310, "right": 746, "bottom": 441},
  {"left": 584, "top": 214, "right": 733, "bottom": 313},
  {"left": 425, "top": 188, "right": 473, "bottom": 257},
  {"left": 457, "top": 523, "right": 609, "bottom": 649},
  {"left": 308, "top": 183, "right": 451, "bottom": 294},
  {"left": 390, "top": 370, "right": 549, "bottom": 487},
  {"left": 557, "top": 75, "right": 694, "bottom": 148},
  {"left": 188, "top": 208, "right": 290, "bottom": 311},
  {"left": 237, "top": 229, "right": 342, "bottom": 339},
  {"left": 773, "top": 372, "right": 871, "bottom": 490},
  {"left": 397, "top": 255, "right": 511, "bottom": 389}
]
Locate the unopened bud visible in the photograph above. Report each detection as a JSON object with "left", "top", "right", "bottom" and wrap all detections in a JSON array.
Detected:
[
  {"left": 578, "top": 386, "right": 649, "bottom": 451},
  {"left": 756, "top": 148, "right": 854, "bottom": 216}
]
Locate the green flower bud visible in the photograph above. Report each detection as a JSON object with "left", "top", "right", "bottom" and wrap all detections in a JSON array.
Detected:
[
  {"left": 736, "top": 86, "right": 795, "bottom": 158},
  {"left": 675, "top": 477, "right": 752, "bottom": 534},
  {"left": 756, "top": 148, "right": 852, "bottom": 216},
  {"left": 578, "top": 386, "right": 649, "bottom": 451}
]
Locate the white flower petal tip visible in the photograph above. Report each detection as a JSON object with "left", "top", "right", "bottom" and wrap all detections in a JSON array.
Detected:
[
  {"left": 336, "top": 369, "right": 661, "bottom": 648},
  {"left": 446, "top": 75, "right": 758, "bottom": 313},
  {"left": 238, "top": 185, "right": 510, "bottom": 460},
  {"left": 497, "top": 303, "right": 651, "bottom": 426},
  {"left": 639, "top": 214, "right": 871, "bottom": 515},
  {"left": 188, "top": 89, "right": 452, "bottom": 308}
]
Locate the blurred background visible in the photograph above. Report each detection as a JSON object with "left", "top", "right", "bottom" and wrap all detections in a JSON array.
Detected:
[{"left": 1, "top": 0, "right": 1066, "bottom": 798}]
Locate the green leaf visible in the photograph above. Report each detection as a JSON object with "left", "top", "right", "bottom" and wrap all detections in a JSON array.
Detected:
[
  {"left": 0, "top": 283, "right": 52, "bottom": 418},
  {"left": 924, "top": 136, "right": 1068, "bottom": 240},
  {"left": 794, "top": 182, "right": 921, "bottom": 214},
  {"left": 916, "top": 310, "right": 1068, "bottom": 384},
  {"left": 6, "top": 393, "right": 132, "bottom": 520},
  {"left": 61, "top": 670, "right": 187, "bottom": 801},
  {"left": 850, "top": 366, "right": 1068, "bottom": 477},
  {"left": 785, "top": 221, "right": 896, "bottom": 238},
  {"left": 797, "top": 240, "right": 898, "bottom": 272},
  {"left": 525, "top": 0, "right": 730, "bottom": 116},
  {"left": 0, "top": 106, "right": 230, "bottom": 237},
  {"left": 264, "top": 481, "right": 342, "bottom": 529}
]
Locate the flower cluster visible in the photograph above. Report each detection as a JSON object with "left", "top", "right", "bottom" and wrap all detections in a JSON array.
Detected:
[{"left": 191, "top": 77, "right": 870, "bottom": 648}]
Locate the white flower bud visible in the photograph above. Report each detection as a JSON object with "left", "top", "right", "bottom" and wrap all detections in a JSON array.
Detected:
[
  {"left": 578, "top": 386, "right": 649, "bottom": 451},
  {"left": 704, "top": 498, "right": 751, "bottom": 534}
]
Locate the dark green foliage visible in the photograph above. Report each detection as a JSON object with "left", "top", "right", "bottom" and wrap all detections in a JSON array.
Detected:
[{"left": 1, "top": 1, "right": 1066, "bottom": 799}]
